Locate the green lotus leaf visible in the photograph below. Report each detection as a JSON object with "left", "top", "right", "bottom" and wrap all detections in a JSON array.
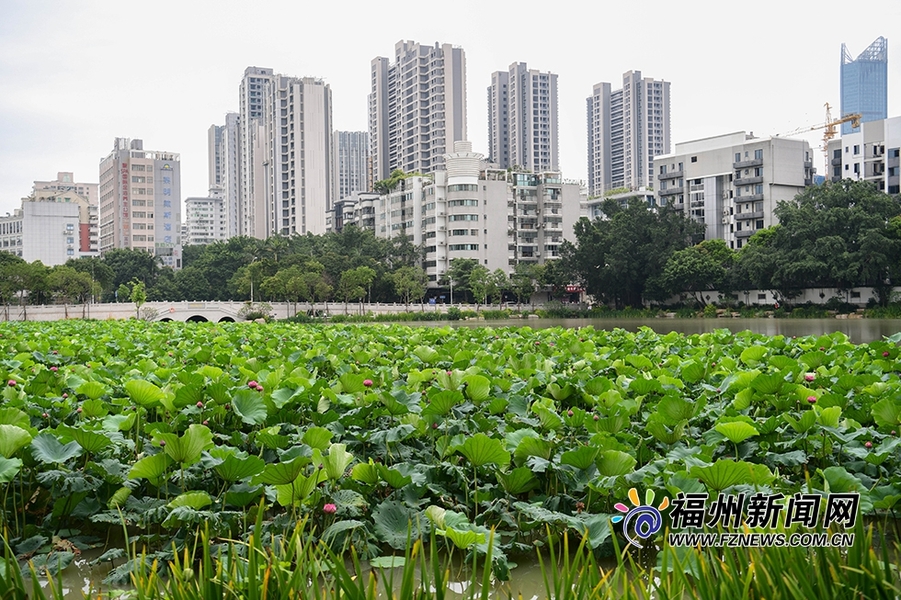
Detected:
[
  {"left": 377, "top": 464, "right": 413, "bottom": 489},
  {"left": 646, "top": 414, "right": 686, "bottom": 445},
  {"left": 319, "top": 443, "right": 354, "bottom": 480},
  {"left": 872, "top": 398, "right": 901, "bottom": 429},
  {"left": 62, "top": 426, "right": 112, "bottom": 454},
  {"left": 255, "top": 457, "right": 307, "bottom": 485},
  {"left": 129, "top": 453, "right": 173, "bottom": 483},
  {"left": 768, "top": 355, "right": 798, "bottom": 371},
  {"left": 372, "top": 500, "right": 421, "bottom": 550},
  {"left": 816, "top": 406, "right": 842, "bottom": 428},
  {"left": 225, "top": 483, "right": 264, "bottom": 507},
  {"left": 750, "top": 373, "right": 784, "bottom": 395},
  {"left": 422, "top": 390, "right": 463, "bottom": 418},
  {"left": 714, "top": 421, "right": 759, "bottom": 444},
  {"left": 351, "top": 460, "right": 380, "bottom": 485},
  {"left": 783, "top": 410, "right": 817, "bottom": 434},
  {"left": 255, "top": 425, "right": 289, "bottom": 449},
  {"left": 0, "top": 424, "right": 33, "bottom": 458},
  {"left": 275, "top": 470, "right": 327, "bottom": 507},
  {"left": 413, "top": 346, "right": 440, "bottom": 364},
  {"left": 303, "top": 426, "right": 333, "bottom": 451},
  {"left": 496, "top": 466, "right": 540, "bottom": 495},
  {"left": 739, "top": 346, "right": 767, "bottom": 365},
  {"left": 0, "top": 456, "right": 23, "bottom": 483},
  {"left": 658, "top": 395, "right": 697, "bottom": 426},
  {"left": 108, "top": 486, "right": 131, "bottom": 509},
  {"left": 168, "top": 491, "right": 212, "bottom": 510},
  {"left": 321, "top": 519, "right": 366, "bottom": 543},
  {"left": 597, "top": 450, "right": 636, "bottom": 477},
  {"left": 369, "top": 556, "right": 407, "bottom": 569},
  {"left": 157, "top": 424, "right": 213, "bottom": 466},
  {"left": 173, "top": 383, "right": 203, "bottom": 409},
  {"left": 595, "top": 412, "right": 630, "bottom": 434},
  {"left": 437, "top": 527, "right": 486, "bottom": 550},
  {"left": 680, "top": 361, "right": 705, "bottom": 384},
  {"left": 30, "top": 433, "right": 82, "bottom": 465},
  {"left": 691, "top": 460, "right": 774, "bottom": 492},
  {"left": 630, "top": 377, "right": 664, "bottom": 395},
  {"left": 819, "top": 466, "right": 872, "bottom": 512},
  {"left": 626, "top": 355, "right": 654, "bottom": 370},
  {"left": 213, "top": 453, "right": 266, "bottom": 482},
  {"left": 458, "top": 433, "right": 510, "bottom": 468},
  {"left": 103, "top": 413, "right": 136, "bottom": 432},
  {"left": 0, "top": 407, "right": 29, "bottom": 429},
  {"left": 546, "top": 381, "right": 575, "bottom": 401},
  {"left": 513, "top": 435, "right": 553, "bottom": 463},
  {"left": 584, "top": 377, "right": 613, "bottom": 395},
  {"left": 532, "top": 403, "right": 563, "bottom": 430},
  {"left": 29, "top": 551, "right": 75, "bottom": 577},
  {"left": 231, "top": 389, "right": 268, "bottom": 426},
  {"left": 76, "top": 380, "right": 107, "bottom": 400},
  {"left": 800, "top": 351, "right": 828, "bottom": 370},
  {"left": 463, "top": 374, "right": 491, "bottom": 402},
  {"left": 338, "top": 373, "right": 365, "bottom": 394},
  {"left": 124, "top": 379, "right": 165, "bottom": 407},
  {"left": 560, "top": 446, "right": 599, "bottom": 470}
]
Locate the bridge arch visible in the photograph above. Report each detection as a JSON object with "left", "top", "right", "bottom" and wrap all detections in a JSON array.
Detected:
[
  {"left": 217, "top": 316, "right": 235, "bottom": 323},
  {"left": 186, "top": 315, "right": 210, "bottom": 322}
]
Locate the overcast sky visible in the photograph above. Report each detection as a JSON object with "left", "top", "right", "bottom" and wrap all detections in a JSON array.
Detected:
[{"left": 1, "top": 0, "right": 899, "bottom": 215}]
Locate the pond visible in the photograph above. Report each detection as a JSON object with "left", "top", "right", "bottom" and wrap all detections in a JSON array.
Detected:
[{"left": 428, "top": 317, "right": 901, "bottom": 345}]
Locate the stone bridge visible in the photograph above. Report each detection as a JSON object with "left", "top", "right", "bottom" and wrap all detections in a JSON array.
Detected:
[{"left": 0, "top": 301, "right": 464, "bottom": 323}]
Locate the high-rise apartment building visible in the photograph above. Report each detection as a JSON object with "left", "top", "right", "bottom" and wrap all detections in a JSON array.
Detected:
[
  {"left": 333, "top": 131, "right": 369, "bottom": 201},
  {"left": 98, "top": 138, "right": 182, "bottom": 268},
  {"left": 654, "top": 132, "right": 814, "bottom": 249},
  {"left": 238, "top": 67, "right": 334, "bottom": 238},
  {"left": 488, "top": 63, "right": 558, "bottom": 173},
  {"left": 841, "top": 37, "right": 888, "bottom": 135},
  {"left": 369, "top": 40, "right": 467, "bottom": 184},
  {"left": 587, "top": 71, "right": 670, "bottom": 197},
  {"left": 184, "top": 196, "right": 228, "bottom": 246},
  {"left": 208, "top": 113, "right": 240, "bottom": 237}
]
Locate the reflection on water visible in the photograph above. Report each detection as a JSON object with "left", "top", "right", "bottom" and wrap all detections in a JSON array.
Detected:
[{"left": 428, "top": 317, "right": 901, "bottom": 345}]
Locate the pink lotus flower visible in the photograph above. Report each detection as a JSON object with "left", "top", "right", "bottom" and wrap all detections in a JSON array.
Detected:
[
  {"left": 807, "top": 396, "right": 817, "bottom": 404},
  {"left": 804, "top": 373, "right": 816, "bottom": 382},
  {"left": 593, "top": 414, "right": 599, "bottom": 421},
  {"left": 248, "top": 380, "right": 259, "bottom": 389},
  {"left": 865, "top": 441, "right": 873, "bottom": 449},
  {"left": 196, "top": 401, "right": 204, "bottom": 408},
  {"left": 7, "top": 380, "right": 15, "bottom": 387},
  {"left": 363, "top": 379, "right": 373, "bottom": 387},
  {"left": 323, "top": 503, "right": 337, "bottom": 514},
  {"left": 883, "top": 351, "right": 890, "bottom": 357},
  {"left": 567, "top": 409, "right": 574, "bottom": 417},
  {"left": 50, "top": 366, "right": 58, "bottom": 372}
]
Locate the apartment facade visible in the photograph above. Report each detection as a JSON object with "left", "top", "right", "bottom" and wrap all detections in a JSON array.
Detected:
[
  {"left": 333, "top": 131, "right": 369, "bottom": 201},
  {"left": 488, "top": 63, "right": 558, "bottom": 173},
  {"left": 208, "top": 113, "right": 240, "bottom": 237},
  {"left": 368, "top": 141, "right": 582, "bottom": 285},
  {"left": 655, "top": 132, "right": 814, "bottom": 249},
  {"left": 98, "top": 138, "right": 182, "bottom": 268},
  {"left": 827, "top": 116, "right": 901, "bottom": 194},
  {"left": 238, "top": 67, "right": 334, "bottom": 238},
  {"left": 841, "top": 37, "right": 888, "bottom": 135},
  {"left": 587, "top": 71, "right": 670, "bottom": 197},
  {"left": 0, "top": 193, "right": 97, "bottom": 265},
  {"left": 369, "top": 40, "right": 467, "bottom": 184},
  {"left": 183, "top": 196, "right": 228, "bottom": 246}
]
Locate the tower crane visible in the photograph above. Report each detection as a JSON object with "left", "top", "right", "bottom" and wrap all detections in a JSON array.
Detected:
[{"left": 776, "top": 103, "right": 862, "bottom": 177}]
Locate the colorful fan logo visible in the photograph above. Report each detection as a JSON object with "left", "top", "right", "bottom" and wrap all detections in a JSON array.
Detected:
[{"left": 611, "top": 487, "right": 670, "bottom": 549}]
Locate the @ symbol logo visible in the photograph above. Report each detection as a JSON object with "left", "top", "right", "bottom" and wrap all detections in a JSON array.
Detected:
[{"left": 611, "top": 487, "right": 669, "bottom": 549}]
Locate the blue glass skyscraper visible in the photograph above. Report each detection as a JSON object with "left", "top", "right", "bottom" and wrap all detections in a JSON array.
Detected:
[{"left": 841, "top": 37, "right": 888, "bottom": 134}]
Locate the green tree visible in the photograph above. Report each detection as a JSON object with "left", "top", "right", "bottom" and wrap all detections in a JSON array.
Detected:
[
  {"left": 733, "top": 181, "right": 901, "bottom": 305},
  {"left": 489, "top": 269, "right": 508, "bottom": 306},
  {"left": 392, "top": 266, "right": 427, "bottom": 310},
  {"left": 510, "top": 263, "right": 538, "bottom": 309},
  {"left": 47, "top": 266, "right": 92, "bottom": 304},
  {"left": 661, "top": 239, "right": 735, "bottom": 306},
  {"left": 561, "top": 198, "right": 703, "bottom": 308},
  {"left": 468, "top": 265, "right": 491, "bottom": 311},
  {"left": 337, "top": 266, "right": 376, "bottom": 314},
  {"left": 65, "top": 257, "right": 114, "bottom": 301},
  {"left": 130, "top": 278, "right": 147, "bottom": 319},
  {"left": 442, "top": 258, "right": 478, "bottom": 304},
  {"left": 102, "top": 248, "right": 159, "bottom": 298}
]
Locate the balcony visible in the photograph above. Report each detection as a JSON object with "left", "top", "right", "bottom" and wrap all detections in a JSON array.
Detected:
[
  {"left": 831, "top": 157, "right": 843, "bottom": 166},
  {"left": 734, "top": 176, "right": 763, "bottom": 186},
  {"left": 734, "top": 193, "right": 764, "bottom": 202},
  {"left": 659, "top": 186, "right": 684, "bottom": 197},
  {"left": 733, "top": 158, "right": 763, "bottom": 169},
  {"left": 658, "top": 169, "right": 684, "bottom": 181},
  {"left": 736, "top": 229, "right": 755, "bottom": 239},
  {"left": 735, "top": 210, "right": 764, "bottom": 221}
]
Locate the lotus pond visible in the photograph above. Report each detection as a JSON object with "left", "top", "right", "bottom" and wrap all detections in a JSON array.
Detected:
[{"left": 1, "top": 321, "right": 900, "bottom": 593}]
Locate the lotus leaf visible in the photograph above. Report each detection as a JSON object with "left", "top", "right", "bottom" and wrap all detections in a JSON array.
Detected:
[
  {"left": 0, "top": 424, "right": 33, "bottom": 458},
  {"left": 231, "top": 389, "right": 268, "bottom": 426},
  {"left": 157, "top": 424, "right": 213, "bottom": 466},
  {"left": 30, "top": 433, "right": 82, "bottom": 465},
  {"left": 496, "top": 466, "right": 540, "bottom": 495},
  {"left": 458, "top": 433, "right": 510, "bottom": 468},
  {"left": 372, "top": 500, "right": 421, "bottom": 550},
  {"left": 691, "top": 460, "right": 774, "bottom": 491},
  {"left": 714, "top": 422, "right": 759, "bottom": 444},
  {"left": 124, "top": 379, "right": 165, "bottom": 407}
]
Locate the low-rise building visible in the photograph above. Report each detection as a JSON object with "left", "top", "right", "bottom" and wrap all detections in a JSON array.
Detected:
[
  {"left": 827, "top": 115, "right": 901, "bottom": 194},
  {"left": 0, "top": 193, "right": 97, "bottom": 265},
  {"left": 654, "top": 132, "right": 814, "bottom": 249},
  {"left": 370, "top": 141, "right": 584, "bottom": 285}
]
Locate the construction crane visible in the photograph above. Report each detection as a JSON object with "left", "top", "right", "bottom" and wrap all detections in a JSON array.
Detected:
[{"left": 776, "top": 103, "right": 862, "bottom": 177}]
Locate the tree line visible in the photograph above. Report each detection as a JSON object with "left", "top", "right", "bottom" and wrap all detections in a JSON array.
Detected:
[{"left": 1, "top": 180, "right": 897, "bottom": 312}]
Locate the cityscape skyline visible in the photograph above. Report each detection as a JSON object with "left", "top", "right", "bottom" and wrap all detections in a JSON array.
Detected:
[{"left": 1, "top": 0, "right": 899, "bottom": 216}]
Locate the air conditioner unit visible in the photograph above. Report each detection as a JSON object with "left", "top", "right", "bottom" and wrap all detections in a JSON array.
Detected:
[
  {"left": 721, "top": 217, "right": 729, "bottom": 224},
  {"left": 722, "top": 209, "right": 730, "bottom": 216}
]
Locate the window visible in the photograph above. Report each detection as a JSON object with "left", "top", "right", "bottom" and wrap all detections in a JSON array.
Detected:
[
  {"left": 735, "top": 153, "right": 741, "bottom": 162},
  {"left": 754, "top": 149, "right": 763, "bottom": 160},
  {"left": 755, "top": 219, "right": 764, "bottom": 230},
  {"left": 758, "top": 293, "right": 767, "bottom": 300},
  {"left": 853, "top": 145, "right": 860, "bottom": 155}
]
